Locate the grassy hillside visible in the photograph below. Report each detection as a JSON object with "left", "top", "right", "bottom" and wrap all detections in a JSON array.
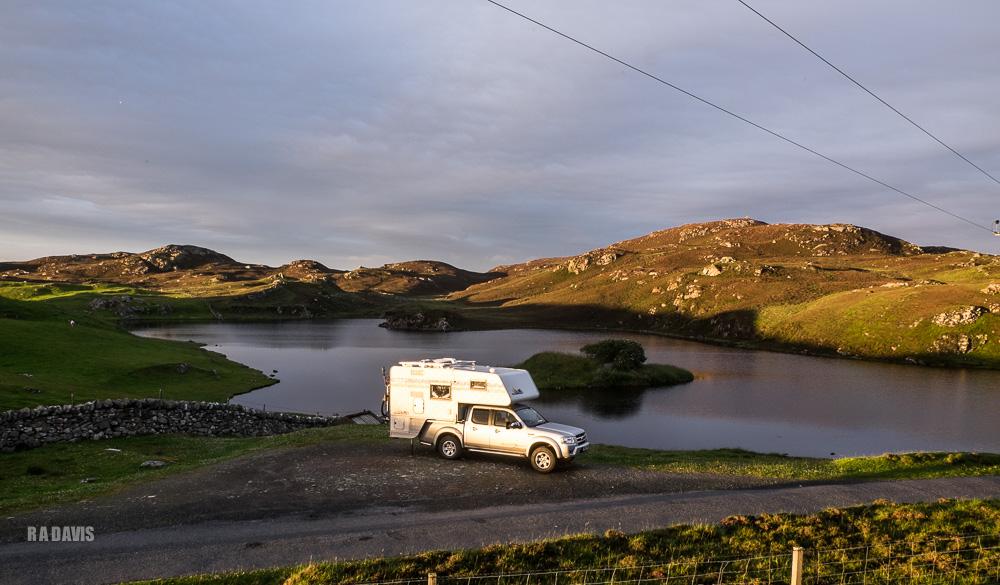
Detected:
[
  {"left": 450, "top": 219, "right": 1000, "bottom": 368},
  {"left": 0, "top": 282, "right": 275, "bottom": 410},
  {"left": 0, "top": 245, "right": 494, "bottom": 309}
]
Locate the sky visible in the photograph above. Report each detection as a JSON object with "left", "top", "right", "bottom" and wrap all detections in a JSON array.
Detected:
[{"left": 1, "top": 0, "right": 998, "bottom": 271}]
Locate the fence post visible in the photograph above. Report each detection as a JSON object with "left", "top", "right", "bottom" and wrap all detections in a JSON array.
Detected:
[
  {"left": 428, "top": 573, "right": 438, "bottom": 585},
  {"left": 791, "top": 547, "right": 805, "bottom": 585}
]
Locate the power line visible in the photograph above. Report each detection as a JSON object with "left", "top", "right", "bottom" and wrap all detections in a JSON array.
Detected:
[
  {"left": 736, "top": 0, "right": 1000, "bottom": 187},
  {"left": 483, "top": 0, "right": 994, "bottom": 234}
]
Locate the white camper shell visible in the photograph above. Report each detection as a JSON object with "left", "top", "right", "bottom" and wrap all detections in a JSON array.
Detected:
[
  {"left": 387, "top": 358, "right": 540, "bottom": 438},
  {"left": 383, "top": 357, "right": 589, "bottom": 473}
]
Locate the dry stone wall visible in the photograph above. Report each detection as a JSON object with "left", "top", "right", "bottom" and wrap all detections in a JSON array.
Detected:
[{"left": 0, "top": 399, "right": 344, "bottom": 452}]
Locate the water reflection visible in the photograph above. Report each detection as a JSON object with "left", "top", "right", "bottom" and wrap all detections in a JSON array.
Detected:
[
  {"left": 534, "top": 387, "right": 648, "bottom": 418},
  {"left": 133, "top": 319, "right": 1000, "bottom": 457}
]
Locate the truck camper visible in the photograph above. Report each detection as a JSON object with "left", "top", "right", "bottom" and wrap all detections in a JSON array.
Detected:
[{"left": 382, "top": 358, "right": 589, "bottom": 473}]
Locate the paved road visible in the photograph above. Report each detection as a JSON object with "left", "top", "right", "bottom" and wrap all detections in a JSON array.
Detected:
[{"left": 0, "top": 476, "right": 996, "bottom": 585}]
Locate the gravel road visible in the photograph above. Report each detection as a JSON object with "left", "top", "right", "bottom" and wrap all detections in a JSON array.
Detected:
[{"left": 0, "top": 441, "right": 996, "bottom": 585}]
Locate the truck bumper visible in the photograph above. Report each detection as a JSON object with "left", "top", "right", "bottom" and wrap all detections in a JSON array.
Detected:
[{"left": 565, "top": 442, "right": 590, "bottom": 458}]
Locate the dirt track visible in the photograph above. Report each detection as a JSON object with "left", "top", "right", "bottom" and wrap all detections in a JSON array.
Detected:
[{"left": 0, "top": 440, "right": 774, "bottom": 541}]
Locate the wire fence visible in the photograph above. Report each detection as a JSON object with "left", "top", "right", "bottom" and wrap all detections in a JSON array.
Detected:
[
  {"left": 351, "top": 533, "right": 999, "bottom": 585},
  {"left": 806, "top": 533, "right": 999, "bottom": 584}
]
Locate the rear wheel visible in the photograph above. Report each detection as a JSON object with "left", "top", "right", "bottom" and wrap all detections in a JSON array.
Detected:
[
  {"left": 437, "top": 434, "right": 462, "bottom": 460},
  {"left": 530, "top": 445, "right": 556, "bottom": 473}
]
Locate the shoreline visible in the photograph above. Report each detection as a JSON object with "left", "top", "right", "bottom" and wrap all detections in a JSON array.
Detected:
[{"left": 129, "top": 313, "right": 1000, "bottom": 372}]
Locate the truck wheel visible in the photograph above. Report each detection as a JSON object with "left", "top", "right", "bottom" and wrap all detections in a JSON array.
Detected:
[
  {"left": 530, "top": 445, "right": 556, "bottom": 473},
  {"left": 437, "top": 434, "right": 462, "bottom": 460}
]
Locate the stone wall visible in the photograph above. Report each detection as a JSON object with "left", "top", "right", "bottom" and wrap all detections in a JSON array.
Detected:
[{"left": 0, "top": 399, "right": 345, "bottom": 452}]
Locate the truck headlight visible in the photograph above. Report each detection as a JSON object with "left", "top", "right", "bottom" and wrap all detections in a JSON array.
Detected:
[{"left": 561, "top": 436, "right": 576, "bottom": 445}]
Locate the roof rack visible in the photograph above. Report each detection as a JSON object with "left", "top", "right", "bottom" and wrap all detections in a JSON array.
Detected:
[{"left": 398, "top": 358, "right": 479, "bottom": 370}]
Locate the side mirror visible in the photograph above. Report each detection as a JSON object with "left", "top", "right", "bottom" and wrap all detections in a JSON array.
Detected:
[{"left": 507, "top": 421, "right": 522, "bottom": 429}]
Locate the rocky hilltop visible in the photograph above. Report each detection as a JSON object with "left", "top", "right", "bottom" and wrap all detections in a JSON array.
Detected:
[
  {"left": 337, "top": 261, "right": 499, "bottom": 296},
  {"left": 451, "top": 219, "right": 999, "bottom": 367},
  {"left": 0, "top": 246, "right": 494, "bottom": 298}
]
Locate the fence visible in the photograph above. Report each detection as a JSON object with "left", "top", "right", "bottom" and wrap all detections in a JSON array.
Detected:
[{"left": 353, "top": 533, "right": 999, "bottom": 585}]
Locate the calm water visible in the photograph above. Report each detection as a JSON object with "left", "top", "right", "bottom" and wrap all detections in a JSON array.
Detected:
[{"left": 133, "top": 320, "right": 1000, "bottom": 457}]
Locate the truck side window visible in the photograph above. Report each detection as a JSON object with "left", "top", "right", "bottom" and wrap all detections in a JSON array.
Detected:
[
  {"left": 493, "top": 410, "right": 513, "bottom": 428},
  {"left": 471, "top": 408, "right": 490, "bottom": 425}
]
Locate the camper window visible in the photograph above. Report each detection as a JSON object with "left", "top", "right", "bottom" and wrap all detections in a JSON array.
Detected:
[
  {"left": 471, "top": 408, "right": 490, "bottom": 425},
  {"left": 429, "top": 384, "right": 451, "bottom": 400},
  {"left": 470, "top": 380, "right": 487, "bottom": 390}
]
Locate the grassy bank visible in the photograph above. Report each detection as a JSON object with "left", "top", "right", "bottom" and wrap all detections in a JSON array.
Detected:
[
  {"left": 515, "top": 351, "right": 693, "bottom": 391},
  {"left": 129, "top": 498, "right": 1000, "bottom": 585},
  {"left": 4, "top": 423, "right": 998, "bottom": 516},
  {"left": 587, "top": 446, "right": 1000, "bottom": 481},
  {"left": 0, "top": 282, "right": 276, "bottom": 410},
  {"left": 0, "top": 425, "right": 383, "bottom": 514}
]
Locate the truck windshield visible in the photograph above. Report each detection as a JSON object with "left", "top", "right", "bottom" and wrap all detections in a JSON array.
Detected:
[{"left": 514, "top": 406, "right": 546, "bottom": 427}]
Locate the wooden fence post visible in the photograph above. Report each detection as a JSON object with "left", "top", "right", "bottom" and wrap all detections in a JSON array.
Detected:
[{"left": 791, "top": 546, "right": 805, "bottom": 585}]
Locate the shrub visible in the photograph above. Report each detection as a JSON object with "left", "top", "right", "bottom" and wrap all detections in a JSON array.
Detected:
[{"left": 581, "top": 339, "right": 647, "bottom": 370}]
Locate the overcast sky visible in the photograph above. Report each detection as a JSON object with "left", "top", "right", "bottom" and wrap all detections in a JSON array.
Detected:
[{"left": 2, "top": 1, "right": 998, "bottom": 270}]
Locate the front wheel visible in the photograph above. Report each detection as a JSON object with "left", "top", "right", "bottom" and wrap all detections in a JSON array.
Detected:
[
  {"left": 530, "top": 445, "right": 557, "bottom": 473},
  {"left": 437, "top": 434, "right": 462, "bottom": 460}
]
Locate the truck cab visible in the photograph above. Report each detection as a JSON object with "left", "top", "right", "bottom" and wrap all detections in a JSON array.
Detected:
[{"left": 383, "top": 358, "right": 589, "bottom": 473}]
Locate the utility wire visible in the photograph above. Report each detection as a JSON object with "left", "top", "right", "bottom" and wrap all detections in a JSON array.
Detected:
[
  {"left": 483, "top": 0, "right": 994, "bottom": 233},
  {"left": 736, "top": 0, "right": 1000, "bottom": 188}
]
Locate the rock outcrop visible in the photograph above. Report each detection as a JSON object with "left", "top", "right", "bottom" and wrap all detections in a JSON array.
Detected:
[{"left": 932, "top": 306, "right": 988, "bottom": 327}]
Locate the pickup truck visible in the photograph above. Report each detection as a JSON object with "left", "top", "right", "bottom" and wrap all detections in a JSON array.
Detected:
[
  {"left": 421, "top": 403, "right": 589, "bottom": 473},
  {"left": 384, "top": 358, "right": 590, "bottom": 473}
]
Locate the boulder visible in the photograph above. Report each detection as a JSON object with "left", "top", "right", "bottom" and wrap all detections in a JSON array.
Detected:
[{"left": 700, "top": 264, "right": 723, "bottom": 277}]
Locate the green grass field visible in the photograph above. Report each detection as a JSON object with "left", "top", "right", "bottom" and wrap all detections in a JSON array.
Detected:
[
  {"left": 0, "top": 282, "right": 274, "bottom": 410},
  {"left": 128, "top": 498, "right": 1000, "bottom": 585}
]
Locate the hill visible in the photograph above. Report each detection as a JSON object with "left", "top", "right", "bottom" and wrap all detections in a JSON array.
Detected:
[
  {"left": 0, "top": 246, "right": 496, "bottom": 321},
  {"left": 449, "top": 219, "right": 1000, "bottom": 367},
  {"left": 335, "top": 260, "right": 499, "bottom": 296},
  {"left": 2, "top": 220, "right": 998, "bottom": 368}
]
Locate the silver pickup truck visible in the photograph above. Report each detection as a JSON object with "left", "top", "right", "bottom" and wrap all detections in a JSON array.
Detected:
[
  {"left": 421, "top": 403, "right": 589, "bottom": 473},
  {"left": 385, "top": 359, "right": 590, "bottom": 473}
]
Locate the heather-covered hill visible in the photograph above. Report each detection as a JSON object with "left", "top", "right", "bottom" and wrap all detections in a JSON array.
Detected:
[
  {"left": 451, "top": 219, "right": 1000, "bottom": 367},
  {"left": 334, "top": 261, "right": 500, "bottom": 296},
  {"left": 0, "top": 246, "right": 494, "bottom": 301}
]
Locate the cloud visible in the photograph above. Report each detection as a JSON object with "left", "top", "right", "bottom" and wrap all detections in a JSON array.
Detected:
[{"left": 1, "top": 0, "right": 998, "bottom": 270}]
